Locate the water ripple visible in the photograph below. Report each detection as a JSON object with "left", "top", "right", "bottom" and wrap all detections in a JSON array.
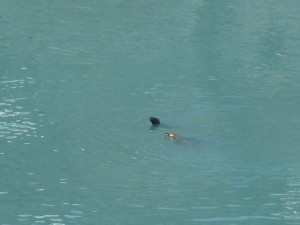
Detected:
[
  {"left": 0, "top": 76, "right": 44, "bottom": 144},
  {"left": 156, "top": 207, "right": 188, "bottom": 211},
  {"left": 191, "top": 215, "right": 279, "bottom": 222}
]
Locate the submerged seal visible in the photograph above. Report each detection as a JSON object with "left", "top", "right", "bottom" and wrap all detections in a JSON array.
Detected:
[
  {"left": 165, "top": 132, "right": 198, "bottom": 145},
  {"left": 164, "top": 132, "right": 178, "bottom": 139},
  {"left": 149, "top": 117, "right": 198, "bottom": 145}
]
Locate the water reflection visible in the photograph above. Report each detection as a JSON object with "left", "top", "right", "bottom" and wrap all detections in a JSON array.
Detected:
[
  {"left": 0, "top": 76, "right": 43, "bottom": 144},
  {"left": 277, "top": 175, "right": 300, "bottom": 224}
]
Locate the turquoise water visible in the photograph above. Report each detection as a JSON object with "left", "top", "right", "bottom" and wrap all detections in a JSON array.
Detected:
[{"left": 1, "top": 0, "right": 300, "bottom": 224}]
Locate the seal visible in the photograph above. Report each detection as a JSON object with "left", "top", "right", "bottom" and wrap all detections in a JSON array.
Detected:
[
  {"left": 150, "top": 117, "right": 160, "bottom": 126},
  {"left": 165, "top": 132, "right": 198, "bottom": 145},
  {"left": 165, "top": 132, "right": 178, "bottom": 139}
]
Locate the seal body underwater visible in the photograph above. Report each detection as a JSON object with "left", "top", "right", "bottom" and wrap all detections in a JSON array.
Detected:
[
  {"left": 149, "top": 117, "right": 198, "bottom": 145},
  {"left": 165, "top": 132, "right": 178, "bottom": 139},
  {"left": 165, "top": 132, "right": 197, "bottom": 145}
]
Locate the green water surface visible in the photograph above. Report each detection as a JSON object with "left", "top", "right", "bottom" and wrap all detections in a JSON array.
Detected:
[{"left": 1, "top": 1, "right": 300, "bottom": 224}]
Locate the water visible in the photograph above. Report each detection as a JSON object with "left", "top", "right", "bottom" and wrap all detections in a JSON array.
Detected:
[{"left": 1, "top": 0, "right": 300, "bottom": 224}]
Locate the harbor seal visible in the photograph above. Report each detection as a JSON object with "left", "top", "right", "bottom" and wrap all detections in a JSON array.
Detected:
[
  {"left": 165, "top": 132, "right": 198, "bottom": 145},
  {"left": 149, "top": 117, "right": 198, "bottom": 145},
  {"left": 150, "top": 117, "right": 161, "bottom": 126},
  {"left": 164, "top": 132, "right": 178, "bottom": 139}
]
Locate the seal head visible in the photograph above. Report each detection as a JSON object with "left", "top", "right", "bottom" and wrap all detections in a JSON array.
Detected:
[{"left": 150, "top": 117, "right": 160, "bottom": 126}]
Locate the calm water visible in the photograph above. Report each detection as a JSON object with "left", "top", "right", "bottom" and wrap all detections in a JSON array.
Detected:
[{"left": 1, "top": 1, "right": 300, "bottom": 224}]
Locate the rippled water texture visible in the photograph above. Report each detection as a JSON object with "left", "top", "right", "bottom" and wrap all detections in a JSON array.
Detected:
[{"left": 1, "top": 1, "right": 300, "bottom": 225}]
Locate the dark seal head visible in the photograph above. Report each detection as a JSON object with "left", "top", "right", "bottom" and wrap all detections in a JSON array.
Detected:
[{"left": 150, "top": 117, "right": 160, "bottom": 126}]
